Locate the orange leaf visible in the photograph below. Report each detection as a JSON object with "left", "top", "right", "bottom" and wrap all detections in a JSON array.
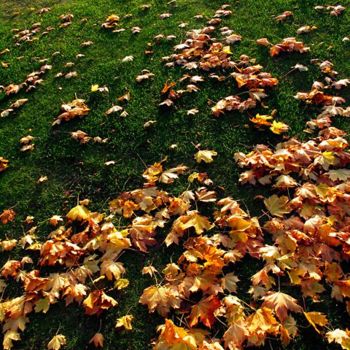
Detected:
[
  {"left": 262, "top": 292, "right": 303, "bottom": 322},
  {"left": 188, "top": 295, "right": 221, "bottom": 328}
]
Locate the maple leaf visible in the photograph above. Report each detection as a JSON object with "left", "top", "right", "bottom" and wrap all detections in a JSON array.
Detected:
[
  {"left": 273, "top": 175, "right": 297, "bottom": 189},
  {"left": 221, "top": 273, "right": 239, "bottom": 293},
  {"left": 35, "top": 297, "right": 51, "bottom": 313},
  {"left": 115, "top": 278, "right": 129, "bottom": 290},
  {"left": 101, "top": 14, "right": 120, "bottom": 29},
  {"left": 66, "top": 205, "right": 91, "bottom": 221},
  {"left": 165, "top": 211, "right": 213, "bottom": 246},
  {"left": 139, "top": 285, "right": 181, "bottom": 317},
  {"left": 181, "top": 211, "right": 213, "bottom": 235},
  {"left": 297, "top": 25, "right": 317, "bottom": 34},
  {"left": 262, "top": 292, "right": 303, "bottom": 322},
  {"left": 89, "top": 333, "right": 104, "bottom": 348},
  {"left": 52, "top": 99, "right": 90, "bottom": 126},
  {"left": 327, "top": 169, "right": 350, "bottom": 182},
  {"left": 3, "top": 330, "right": 20, "bottom": 350},
  {"left": 264, "top": 195, "right": 292, "bottom": 218},
  {"left": 189, "top": 295, "right": 221, "bottom": 328},
  {"left": 275, "top": 10, "right": 293, "bottom": 22},
  {"left": 159, "top": 165, "right": 188, "bottom": 184},
  {"left": 91, "top": 84, "right": 99, "bottom": 92},
  {"left": 49, "top": 215, "right": 63, "bottom": 226},
  {"left": 83, "top": 290, "right": 118, "bottom": 316},
  {"left": 71, "top": 130, "right": 91, "bottom": 144},
  {"left": 223, "top": 321, "right": 249, "bottom": 350},
  {"left": 63, "top": 283, "right": 88, "bottom": 305},
  {"left": 155, "top": 319, "right": 207, "bottom": 350},
  {"left": 327, "top": 329, "right": 350, "bottom": 349},
  {"left": 47, "top": 334, "right": 66, "bottom": 350},
  {"left": 0, "top": 239, "right": 17, "bottom": 251},
  {"left": 250, "top": 114, "right": 273, "bottom": 126},
  {"left": 0, "top": 157, "right": 9, "bottom": 173},
  {"left": 270, "top": 37, "right": 310, "bottom": 57},
  {"left": 105, "top": 105, "right": 123, "bottom": 115},
  {"left": 1, "top": 260, "right": 22, "bottom": 278},
  {"left": 194, "top": 150, "right": 218, "bottom": 163},
  {"left": 270, "top": 120, "right": 289, "bottom": 134},
  {"left": 0, "top": 209, "right": 16, "bottom": 224},
  {"left": 256, "top": 38, "right": 271, "bottom": 46},
  {"left": 100, "top": 260, "right": 125, "bottom": 281},
  {"left": 304, "top": 311, "right": 328, "bottom": 334},
  {"left": 115, "top": 315, "right": 134, "bottom": 330},
  {"left": 129, "top": 215, "right": 157, "bottom": 252},
  {"left": 142, "top": 265, "right": 158, "bottom": 278}
]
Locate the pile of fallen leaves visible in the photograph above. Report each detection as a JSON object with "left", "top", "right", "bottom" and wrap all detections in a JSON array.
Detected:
[
  {"left": 0, "top": 202, "right": 132, "bottom": 349},
  {"left": 1, "top": 2, "right": 350, "bottom": 350},
  {"left": 158, "top": 4, "right": 286, "bottom": 135}
]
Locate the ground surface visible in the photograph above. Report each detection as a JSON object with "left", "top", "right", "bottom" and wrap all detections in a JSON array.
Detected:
[{"left": 0, "top": 0, "right": 350, "bottom": 349}]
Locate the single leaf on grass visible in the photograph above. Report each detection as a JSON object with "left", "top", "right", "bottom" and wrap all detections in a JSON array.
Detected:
[
  {"left": 270, "top": 120, "right": 289, "bottom": 134},
  {"left": 194, "top": 150, "right": 217, "bottom": 163},
  {"left": 115, "top": 315, "right": 134, "bottom": 331},
  {"left": 0, "top": 157, "right": 9, "bottom": 173},
  {"left": 47, "top": 334, "right": 66, "bottom": 350},
  {"left": 89, "top": 333, "right": 104, "bottom": 348},
  {"left": 0, "top": 209, "right": 16, "bottom": 224}
]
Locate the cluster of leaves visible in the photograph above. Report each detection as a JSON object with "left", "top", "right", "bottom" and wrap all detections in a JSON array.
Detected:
[
  {"left": 52, "top": 99, "right": 90, "bottom": 126},
  {"left": 0, "top": 203, "right": 133, "bottom": 349},
  {"left": 0, "top": 63, "right": 51, "bottom": 96},
  {"left": 233, "top": 47, "right": 350, "bottom": 349},
  {"left": 158, "top": 5, "right": 279, "bottom": 123},
  {"left": 1, "top": 1, "right": 350, "bottom": 349}
]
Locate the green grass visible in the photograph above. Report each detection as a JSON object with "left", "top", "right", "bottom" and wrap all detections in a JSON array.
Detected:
[{"left": 0, "top": 0, "right": 350, "bottom": 349}]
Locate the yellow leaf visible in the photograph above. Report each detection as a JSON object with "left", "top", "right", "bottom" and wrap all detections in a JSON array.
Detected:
[
  {"left": 3, "top": 330, "right": 20, "bottom": 350},
  {"left": 115, "top": 315, "right": 134, "bottom": 331},
  {"left": 250, "top": 114, "right": 273, "bottom": 126},
  {"left": 304, "top": 311, "right": 328, "bottom": 334},
  {"left": 270, "top": 120, "right": 289, "bottom": 134},
  {"left": 181, "top": 211, "right": 213, "bottom": 235},
  {"left": 47, "top": 334, "right": 67, "bottom": 350},
  {"left": 194, "top": 150, "right": 217, "bottom": 164},
  {"left": 222, "top": 46, "right": 232, "bottom": 54},
  {"left": 322, "top": 151, "right": 336, "bottom": 165},
  {"left": 114, "top": 278, "right": 129, "bottom": 290},
  {"left": 91, "top": 84, "right": 99, "bottom": 92},
  {"left": 66, "top": 205, "right": 91, "bottom": 221}
]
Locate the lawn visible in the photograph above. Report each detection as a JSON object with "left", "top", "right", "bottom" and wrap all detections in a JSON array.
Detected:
[{"left": 0, "top": 0, "right": 350, "bottom": 349}]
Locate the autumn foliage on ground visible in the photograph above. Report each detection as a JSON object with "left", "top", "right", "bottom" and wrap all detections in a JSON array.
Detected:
[{"left": 1, "top": 1, "right": 350, "bottom": 350}]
